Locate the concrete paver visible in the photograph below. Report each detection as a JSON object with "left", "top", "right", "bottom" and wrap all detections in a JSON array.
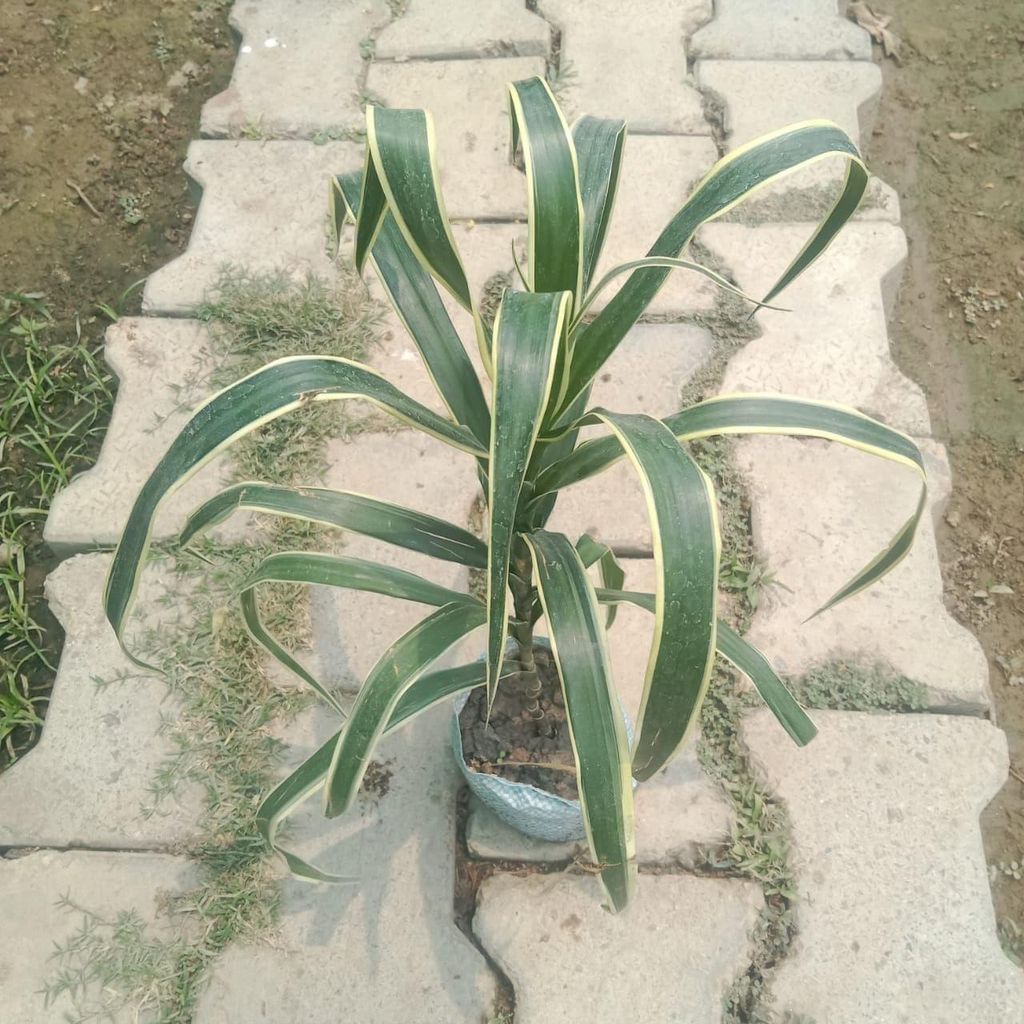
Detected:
[
  {"left": 194, "top": 702, "right": 496, "bottom": 1024},
  {"left": 538, "top": 0, "right": 712, "bottom": 133},
  {"left": 0, "top": 849, "right": 196, "bottom": 1024},
  {"left": 375, "top": 0, "right": 550, "bottom": 60},
  {"left": 144, "top": 140, "right": 360, "bottom": 315},
  {"left": 201, "top": 0, "right": 388, "bottom": 138},
  {"left": 45, "top": 317, "right": 243, "bottom": 550},
  {"left": 0, "top": 555, "right": 202, "bottom": 850},
  {"left": 707, "top": 221, "right": 930, "bottom": 435},
  {"left": 475, "top": 873, "right": 762, "bottom": 1024},
  {"left": 745, "top": 710, "right": 1024, "bottom": 1023},
  {"left": 697, "top": 58, "right": 890, "bottom": 216},
  {"left": 691, "top": 0, "right": 872, "bottom": 60},
  {"left": 736, "top": 436, "right": 991, "bottom": 711}
]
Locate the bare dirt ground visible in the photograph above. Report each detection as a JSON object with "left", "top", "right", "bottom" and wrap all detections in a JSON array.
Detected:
[
  {"left": 0, "top": 0, "right": 234, "bottom": 762},
  {"left": 1, "top": 0, "right": 232, "bottom": 314},
  {"left": 866, "top": 0, "right": 1024, "bottom": 943}
]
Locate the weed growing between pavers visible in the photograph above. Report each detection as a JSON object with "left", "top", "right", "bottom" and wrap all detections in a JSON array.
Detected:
[
  {"left": 199, "top": 268, "right": 384, "bottom": 495},
  {"left": 0, "top": 294, "right": 114, "bottom": 766},
  {"left": 46, "top": 272, "right": 381, "bottom": 1021}
]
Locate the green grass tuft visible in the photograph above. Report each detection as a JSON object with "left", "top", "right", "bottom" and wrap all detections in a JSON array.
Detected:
[{"left": 0, "top": 293, "right": 114, "bottom": 764}]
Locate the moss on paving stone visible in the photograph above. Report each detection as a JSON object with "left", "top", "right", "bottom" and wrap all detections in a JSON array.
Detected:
[
  {"left": 790, "top": 661, "right": 929, "bottom": 714},
  {"left": 46, "top": 271, "right": 381, "bottom": 1021}
]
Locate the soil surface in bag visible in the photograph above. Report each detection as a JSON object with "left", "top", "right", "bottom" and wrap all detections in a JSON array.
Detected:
[{"left": 459, "top": 646, "right": 579, "bottom": 801}]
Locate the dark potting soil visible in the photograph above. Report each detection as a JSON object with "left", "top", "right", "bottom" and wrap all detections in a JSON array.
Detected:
[{"left": 459, "top": 646, "right": 579, "bottom": 801}]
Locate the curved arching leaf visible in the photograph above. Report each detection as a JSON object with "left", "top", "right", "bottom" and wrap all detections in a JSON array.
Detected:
[
  {"left": 257, "top": 658, "right": 512, "bottom": 882},
  {"left": 324, "top": 601, "right": 486, "bottom": 817},
  {"left": 364, "top": 105, "right": 471, "bottom": 309},
  {"left": 588, "top": 412, "right": 719, "bottom": 782},
  {"left": 573, "top": 115, "right": 626, "bottom": 293},
  {"left": 555, "top": 121, "right": 868, "bottom": 420},
  {"left": 182, "top": 481, "right": 487, "bottom": 569},
  {"left": 716, "top": 620, "right": 816, "bottom": 745},
  {"left": 531, "top": 394, "right": 926, "bottom": 618},
  {"left": 593, "top": 588, "right": 816, "bottom": 748},
  {"left": 576, "top": 532, "right": 625, "bottom": 628},
  {"left": 334, "top": 172, "right": 491, "bottom": 446},
  {"left": 238, "top": 551, "right": 477, "bottom": 710},
  {"left": 485, "top": 290, "right": 569, "bottom": 707},
  {"left": 525, "top": 530, "right": 636, "bottom": 912},
  {"left": 508, "top": 76, "right": 584, "bottom": 302},
  {"left": 104, "top": 355, "right": 484, "bottom": 661},
  {"left": 573, "top": 256, "right": 783, "bottom": 326},
  {"left": 353, "top": 149, "right": 387, "bottom": 273}
]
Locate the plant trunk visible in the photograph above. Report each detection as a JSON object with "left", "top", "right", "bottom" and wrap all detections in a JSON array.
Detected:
[{"left": 508, "top": 539, "right": 543, "bottom": 719}]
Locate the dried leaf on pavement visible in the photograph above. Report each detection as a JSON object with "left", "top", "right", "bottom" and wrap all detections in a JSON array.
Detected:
[{"left": 849, "top": 2, "right": 902, "bottom": 63}]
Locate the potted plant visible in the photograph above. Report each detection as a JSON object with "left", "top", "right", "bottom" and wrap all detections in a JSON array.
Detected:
[{"left": 104, "top": 77, "right": 926, "bottom": 911}]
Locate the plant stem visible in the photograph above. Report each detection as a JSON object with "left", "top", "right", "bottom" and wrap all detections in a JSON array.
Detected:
[{"left": 508, "top": 540, "right": 542, "bottom": 717}]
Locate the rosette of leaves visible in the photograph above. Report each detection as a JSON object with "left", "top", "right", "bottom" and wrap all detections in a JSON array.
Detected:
[{"left": 104, "top": 78, "right": 925, "bottom": 912}]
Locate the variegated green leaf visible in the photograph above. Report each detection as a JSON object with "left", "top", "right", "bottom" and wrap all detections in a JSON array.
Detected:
[
  {"left": 573, "top": 115, "right": 626, "bottom": 293},
  {"left": 238, "top": 550, "right": 477, "bottom": 710},
  {"left": 573, "top": 256, "right": 784, "bottom": 326},
  {"left": 508, "top": 77, "right": 584, "bottom": 302},
  {"left": 324, "top": 601, "right": 486, "bottom": 817},
  {"left": 593, "top": 587, "right": 816, "bottom": 748},
  {"left": 334, "top": 172, "right": 491, "bottom": 446},
  {"left": 182, "top": 481, "right": 487, "bottom": 569},
  {"left": 364, "top": 106, "right": 472, "bottom": 309},
  {"left": 257, "top": 658, "right": 510, "bottom": 882},
  {"left": 485, "top": 290, "right": 569, "bottom": 706},
  {"left": 532, "top": 394, "right": 926, "bottom": 618},
  {"left": 353, "top": 149, "right": 387, "bottom": 273},
  {"left": 556, "top": 121, "right": 868, "bottom": 419},
  {"left": 575, "top": 532, "right": 625, "bottom": 628},
  {"left": 525, "top": 530, "right": 636, "bottom": 912},
  {"left": 104, "top": 355, "right": 484, "bottom": 662},
  {"left": 588, "top": 412, "right": 719, "bottom": 781},
  {"left": 716, "top": 620, "right": 816, "bottom": 745}
]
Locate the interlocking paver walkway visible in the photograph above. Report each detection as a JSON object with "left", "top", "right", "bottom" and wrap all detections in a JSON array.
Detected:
[{"left": 10, "top": 2, "right": 1022, "bottom": 1022}]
